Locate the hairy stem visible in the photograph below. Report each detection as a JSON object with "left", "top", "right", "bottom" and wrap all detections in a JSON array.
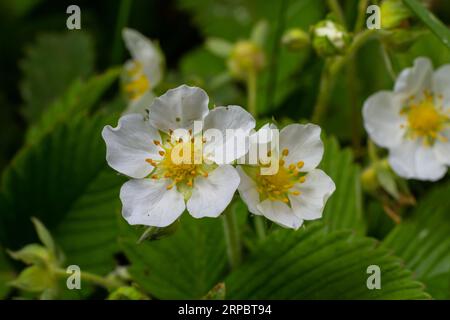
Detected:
[
  {"left": 222, "top": 203, "right": 242, "bottom": 269},
  {"left": 327, "top": 0, "right": 346, "bottom": 27},
  {"left": 254, "top": 216, "right": 266, "bottom": 241},
  {"left": 247, "top": 70, "right": 258, "bottom": 117},
  {"left": 54, "top": 268, "right": 122, "bottom": 291},
  {"left": 312, "top": 30, "right": 376, "bottom": 123}
]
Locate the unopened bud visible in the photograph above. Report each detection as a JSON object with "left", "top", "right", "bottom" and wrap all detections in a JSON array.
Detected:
[
  {"left": 311, "top": 20, "right": 350, "bottom": 57},
  {"left": 282, "top": 28, "right": 310, "bottom": 51},
  {"left": 227, "top": 40, "right": 265, "bottom": 79}
]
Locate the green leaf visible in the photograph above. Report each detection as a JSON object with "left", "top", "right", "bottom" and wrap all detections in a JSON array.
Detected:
[
  {"left": 31, "top": 217, "right": 56, "bottom": 254},
  {"left": 8, "top": 244, "right": 50, "bottom": 266},
  {"left": 319, "top": 137, "right": 365, "bottom": 234},
  {"left": 403, "top": 0, "right": 450, "bottom": 49},
  {"left": 25, "top": 68, "right": 121, "bottom": 145},
  {"left": 382, "top": 182, "right": 450, "bottom": 299},
  {"left": 120, "top": 214, "right": 228, "bottom": 299},
  {"left": 20, "top": 31, "right": 95, "bottom": 122},
  {"left": 0, "top": 114, "right": 125, "bottom": 279},
  {"left": 226, "top": 223, "right": 429, "bottom": 299}
]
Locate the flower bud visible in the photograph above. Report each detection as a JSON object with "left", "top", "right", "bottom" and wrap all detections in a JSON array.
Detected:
[
  {"left": 361, "top": 166, "right": 379, "bottom": 193},
  {"left": 8, "top": 244, "right": 51, "bottom": 266},
  {"left": 311, "top": 20, "right": 350, "bottom": 57},
  {"left": 381, "top": 0, "right": 412, "bottom": 29},
  {"left": 282, "top": 28, "right": 310, "bottom": 51},
  {"left": 9, "top": 265, "right": 55, "bottom": 293},
  {"left": 227, "top": 40, "right": 265, "bottom": 79}
]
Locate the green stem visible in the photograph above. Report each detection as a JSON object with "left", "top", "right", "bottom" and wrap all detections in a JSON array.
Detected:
[
  {"left": 327, "top": 0, "right": 346, "bottom": 27},
  {"left": 347, "top": 58, "right": 362, "bottom": 153},
  {"left": 368, "top": 139, "right": 379, "bottom": 163},
  {"left": 247, "top": 70, "right": 258, "bottom": 117},
  {"left": 54, "top": 268, "right": 122, "bottom": 291},
  {"left": 312, "top": 30, "right": 376, "bottom": 123},
  {"left": 354, "top": 0, "right": 369, "bottom": 32},
  {"left": 380, "top": 43, "right": 397, "bottom": 81},
  {"left": 110, "top": 0, "right": 133, "bottom": 65},
  {"left": 312, "top": 60, "right": 333, "bottom": 124},
  {"left": 254, "top": 216, "right": 266, "bottom": 241},
  {"left": 222, "top": 203, "right": 242, "bottom": 269}
]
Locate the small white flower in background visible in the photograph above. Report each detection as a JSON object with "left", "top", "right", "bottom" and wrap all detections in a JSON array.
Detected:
[
  {"left": 237, "top": 124, "right": 336, "bottom": 230},
  {"left": 121, "top": 28, "right": 164, "bottom": 114},
  {"left": 363, "top": 57, "right": 450, "bottom": 181},
  {"left": 102, "top": 85, "right": 256, "bottom": 227}
]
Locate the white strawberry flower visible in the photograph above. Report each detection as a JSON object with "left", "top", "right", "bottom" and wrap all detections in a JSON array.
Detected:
[
  {"left": 102, "top": 85, "right": 256, "bottom": 227},
  {"left": 363, "top": 57, "right": 450, "bottom": 181},
  {"left": 121, "top": 28, "right": 164, "bottom": 114},
  {"left": 237, "top": 123, "right": 336, "bottom": 230}
]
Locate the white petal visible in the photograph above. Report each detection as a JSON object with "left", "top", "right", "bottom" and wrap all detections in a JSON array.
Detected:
[
  {"left": 433, "top": 129, "right": 450, "bottom": 166},
  {"left": 432, "top": 64, "right": 450, "bottom": 109},
  {"left": 279, "top": 123, "right": 324, "bottom": 171},
  {"left": 256, "top": 200, "right": 303, "bottom": 230},
  {"left": 203, "top": 106, "right": 256, "bottom": 164},
  {"left": 388, "top": 140, "right": 447, "bottom": 181},
  {"left": 394, "top": 57, "right": 433, "bottom": 96},
  {"left": 362, "top": 91, "right": 405, "bottom": 148},
  {"left": 148, "top": 85, "right": 209, "bottom": 132},
  {"left": 123, "top": 91, "right": 155, "bottom": 115},
  {"left": 102, "top": 114, "right": 162, "bottom": 178},
  {"left": 289, "top": 169, "right": 336, "bottom": 220},
  {"left": 236, "top": 166, "right": 262, "bottom": 216},
  {"left": 187, "top": 165, "right": 240, "bottom": 218},
  {"left": 120, "top": 179, "right": 185, "bottom": 227},
  {"left": 122, "top": 28, "right": 162, "bottom": 86}
]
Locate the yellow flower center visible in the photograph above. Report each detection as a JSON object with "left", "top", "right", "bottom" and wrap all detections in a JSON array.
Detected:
[
  {"left": 246, "top": 148, "right": 306, "bottom": 204},
  {"left": 124, "top": 61, "right": 151, "bottom": 100},
  {"left": 402, "top": 91, "right": 449, "bottom": 145},
  {"left": 146, "top": 133, "right": 213, "bottom": 192}
]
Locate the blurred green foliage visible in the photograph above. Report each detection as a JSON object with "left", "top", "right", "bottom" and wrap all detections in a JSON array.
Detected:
[{"left": 0, "top": 0, "right": 449, "bottom": 300}]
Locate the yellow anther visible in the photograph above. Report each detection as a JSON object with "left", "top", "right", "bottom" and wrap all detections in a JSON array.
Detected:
[
  {"left": 153, "top": 140, "right": 161, "bottom": 145},
  {"left": 297, "top": 161, "right": 304, "bottom": 169},
  {"left": 291, "top": 190, "right": 300, "bottom": 196},
  {"left": 159, "top": 151, "right": 165, "bottom": 156},
  {"left": 282, "top": 148, "right": 289, "bottom": 156},
  {"left": 299, "top": 176, "right": 306, "bottom": 183},
  {"left": 288, "top": 164, "right": 296, "bottom": 171}
]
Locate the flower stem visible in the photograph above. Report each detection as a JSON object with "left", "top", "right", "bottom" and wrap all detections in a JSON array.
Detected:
[
  {"left": 327, "top": 0, "right": 346, "bottom": 27},
  {"left": 312, "top": 29, "right": 376, "bottom": 124},
  {"left": 254, "top": 216, "right": 266, "bottom": 241},
  {"left": 222, "top": 203, "right": 242, "bottom": 270},
  {"left": 247, "top": 70, "right": 258, "bottom": 117},
  {"left": 380, "top": 43, "right": 397, "bottom": 81},
  {"left": 54, "top": 268, "right": 122, "bottom": 291},
  {"left": 110, "top": 0, "right": 133, "bottom": 65},
  {"left": 354, "top": 0, "right": 369, "bottom": 32},
  {"left": 312, "top": 60, "right": 333, "bottom": 124}
]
